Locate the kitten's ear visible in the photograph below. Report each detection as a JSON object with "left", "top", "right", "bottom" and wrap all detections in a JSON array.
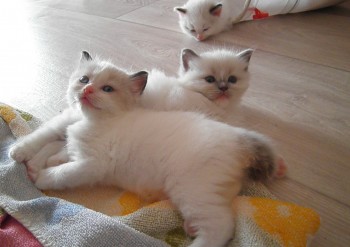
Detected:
[
  {"left": 174, "top": 7, "right": 187, "bottom": 15},
  {"left": 81, "top": 51, "right": 93, "bottom": 62},
  {"left": 209, "top": 4, "right": 222, "bottom": 17},
  {"left": 129, "top": 71, "right": 148, "bottom": 95},
  {"left": 181, "top": 49, "right": 199, "bottom": 72},
  {"left": 237, "top": 49, "right": 254, "bottom": 64}
]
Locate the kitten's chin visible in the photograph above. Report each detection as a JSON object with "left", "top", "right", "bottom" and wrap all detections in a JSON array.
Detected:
[
  {"left": 80, "top": 97, "right": 100, "bottom": 111},
  {"left": 214, "top": 94, "right": 230, "bottom": 108}
]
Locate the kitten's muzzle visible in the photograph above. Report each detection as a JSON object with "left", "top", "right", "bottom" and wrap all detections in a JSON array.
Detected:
[
  {"left": 83, "top": 86, "right": 94, "bottom": 95},
  {"left": 218, "top": 82, "right": 228, "bottom": 92}
]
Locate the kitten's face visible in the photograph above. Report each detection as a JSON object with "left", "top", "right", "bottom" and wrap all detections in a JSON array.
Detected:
[
  {"left": 178, "top": 49, "right": 253, "bottom": 109},
  {"left": 175, "top": 2, "right": 224, "bottom": 41},
  {"left": 67, "top": 51, "right": 148, "bottom": 117}
]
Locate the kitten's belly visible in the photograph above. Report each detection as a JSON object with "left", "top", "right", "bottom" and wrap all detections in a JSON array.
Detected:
[{"left": 103, "top": 149, "right": 166, "bottom": 195}]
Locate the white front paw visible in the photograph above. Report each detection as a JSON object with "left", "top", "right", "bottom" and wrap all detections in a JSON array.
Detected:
[{"left": 9, "top": 143, "right": 36, "bottom": 163}]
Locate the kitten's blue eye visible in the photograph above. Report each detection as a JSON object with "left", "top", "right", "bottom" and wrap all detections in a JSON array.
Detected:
[
  {"left": 79, "top": 75, "right": 89, "bottom": 84},
  {"left": 205, "top": 76, "right": 216, "bottom": 83},
  {"left": 228, "top": 76, "right": 237, "bottom": 83},
  {"left": 102, "top": 86, "right": 114, "bottom": 93}
]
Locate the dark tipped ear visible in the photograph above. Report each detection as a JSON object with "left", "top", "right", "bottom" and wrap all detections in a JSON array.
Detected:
[
  {"left": 130, "top": 71, "right": 148, "bottom": 95},
  {"left": 181, "top": 49, "right": 200, "bottom": 72},
  {"left": 237, "top": 49, "right": 254, "bottom": 64},
  {"left": 81, "top": 51, "right": 92, "bottom": 61},
  {"left": 209, "top": 4, "right": 222, "bottom": 17},
  {"left": 174, "top": 7, "right": 187, "bottom": 15}
]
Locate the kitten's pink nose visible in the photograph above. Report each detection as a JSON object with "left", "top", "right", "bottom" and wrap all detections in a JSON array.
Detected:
[
  {"left": 83, "top": 86, "right": 94, "bottom": 95},
  {"left": 196, "top": 34, "right": 205, "bottom": 41}
]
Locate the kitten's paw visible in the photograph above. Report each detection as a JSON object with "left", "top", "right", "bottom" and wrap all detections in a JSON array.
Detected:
[
  {"left": 183, "top": 220, "right": 197, "bottom": 237},
  {"left": 26, "top": 165, "right": 39, "bottom": 182},
  {"left": 274, "top": 156, "right": 287, "bottom": 178},
  {"left": 9, "top": 144, "right": 36, "bottom": 163}
]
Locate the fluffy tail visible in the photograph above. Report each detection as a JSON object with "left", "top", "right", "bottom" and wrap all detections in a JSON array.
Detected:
[{"left": 241, "top": 131, "right": 287, "bottom": 182}]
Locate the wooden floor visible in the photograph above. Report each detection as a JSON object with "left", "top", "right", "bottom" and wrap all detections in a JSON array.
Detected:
[{"left": 1, "top": 0, "right": 349, "bottom": 246}]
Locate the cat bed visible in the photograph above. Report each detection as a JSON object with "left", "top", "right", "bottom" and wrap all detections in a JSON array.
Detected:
[{"left": 0, "top": 103, "right": 320, "bottom": 247}]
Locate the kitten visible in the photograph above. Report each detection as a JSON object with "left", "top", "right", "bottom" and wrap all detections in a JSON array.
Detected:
[
  {"left": 175, "top": 0, "right": 345, "bottom": 41},
  {"left": 16, "top": 53, "right": 281, "bottom": 247},
  {"left": 174, "top": 0, "right": 247, "bottom": 41},
  {"left": 142, "top": 48, "right": 252, "bottom": 122}
]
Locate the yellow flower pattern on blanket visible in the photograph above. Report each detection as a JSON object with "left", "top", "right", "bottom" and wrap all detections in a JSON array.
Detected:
[
  {"left": 119, "top": 191, "right": 144, "bottom": 216},
  {"left": 0, "top": 103, "right": 33, "bottom": 137},
  {"left": 250, "top": 197, "right": 320, "bottom": 247},
  {"left": 0, "top": 105, "right": 16, "bottom": 124}
]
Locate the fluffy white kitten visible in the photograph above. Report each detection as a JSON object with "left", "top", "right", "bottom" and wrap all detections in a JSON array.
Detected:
[
  {"left": 175, "top": 0, "right": 247, "bottom": 41},
  {"left": 142, "top": 48, "right": 252, "bottom": 122},
  {"left": 11, "top": 53, "right": 281, "bottom": 247}
]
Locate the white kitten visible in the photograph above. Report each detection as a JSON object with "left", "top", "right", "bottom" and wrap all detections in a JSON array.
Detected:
[
  {"left": 142, "top": 48, "right": 252, "bottom": 122},
  {"left": 175, "top": 0, "right": 246, "bottom": 41},
  {"left": 27, "top": 54, "right": 280, "bottom": 247}
]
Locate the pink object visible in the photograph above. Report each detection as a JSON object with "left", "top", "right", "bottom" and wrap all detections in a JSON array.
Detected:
[
  {"left": 0, "top": 212, "right": 42, "bottom": 247},
  {"left": 275, "top": 156, "right": 288, "bottom": 178},
  {"left": 83, "top": 86, "right": 94, "bottom": 95}
]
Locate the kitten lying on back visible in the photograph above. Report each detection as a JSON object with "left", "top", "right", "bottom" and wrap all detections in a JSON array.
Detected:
[{"left": 11, "top": 53, "right": 282, "bottom": 247}]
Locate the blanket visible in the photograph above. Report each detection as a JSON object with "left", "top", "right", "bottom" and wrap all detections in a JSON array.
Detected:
[{"left": 0, "top": 103, "right": 321, "bottom": 247}]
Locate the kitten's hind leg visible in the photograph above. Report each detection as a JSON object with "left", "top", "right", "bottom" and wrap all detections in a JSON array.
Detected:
[
  {"left": 168, "top": 177, "right": 237, "bottom": 247},
  {"left": 180, "top": 199, "right": 234, "bottom": 247},
  {"left": 34, "top": 160, "right": 97, "bottom": 190}
]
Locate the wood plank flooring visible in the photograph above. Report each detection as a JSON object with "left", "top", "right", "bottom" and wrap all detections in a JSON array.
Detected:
[{"left": 1, "top": 0, "right": 349, "bottom": 246}]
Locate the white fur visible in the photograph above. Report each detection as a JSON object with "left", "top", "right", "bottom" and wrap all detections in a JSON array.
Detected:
[
  {"left": 141, "top": 69, "right": 226, "bottom": 120},
  {"left": 142, "top": 48, "right": 252, "bottom": 122},
  {"left": 24, "top": 57, "right": 274, "bottom": 247},
  {"left": 175, "top": 0, "right": 246, "bottom": 40}
]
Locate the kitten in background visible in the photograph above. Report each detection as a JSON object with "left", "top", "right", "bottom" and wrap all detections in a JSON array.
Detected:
[
  {"left": 174, "top": 0, "right": 246, "bottom": 41},
  {"left": 175, "top": 0, "right": 345, "bottom": 41},
  {"left": 13, "top": 53, "right": 283, "bottom": 247}
]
